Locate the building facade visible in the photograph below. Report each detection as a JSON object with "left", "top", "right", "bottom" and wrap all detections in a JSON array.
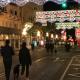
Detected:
[
  {"left": 21, "top": 2, "right": 43, "bottom": 46},
  {"left": 22, "top": 2, "right": 43, "bottom": 23},
  {"left": 0, "top": 3, "right": 22, "bottom": 49}
]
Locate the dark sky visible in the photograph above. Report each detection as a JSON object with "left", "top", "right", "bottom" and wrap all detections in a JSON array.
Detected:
[{"left": 43, "top": 0, "right": 79, "bottom": 11}]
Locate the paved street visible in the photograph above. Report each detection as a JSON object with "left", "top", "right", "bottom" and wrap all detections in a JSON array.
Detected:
[
  {"left": 0, "top": 0, "right": 80, "bottom": 80},
  {"left": 59, "top": 55, "right": 80, "bottom": 80},
  {"left": 0, "top": 46, "right": 80, "bottom": 80}
]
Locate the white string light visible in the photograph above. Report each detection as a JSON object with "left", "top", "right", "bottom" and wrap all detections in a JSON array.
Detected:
[
  {"left": 15, "top": 0, "right": 29, "bottom": 6},
  {"left": 36, "top": 10, "right": 80, "bottom": 23},
  {"left": 0, "top": 0, "right": 45, "bottom": 6},
  {"left": 0, "top": 0, "right": 9, "bottom": 7},
  {"left": 0, "top": 0, "right": 80, "bottom": 7}
]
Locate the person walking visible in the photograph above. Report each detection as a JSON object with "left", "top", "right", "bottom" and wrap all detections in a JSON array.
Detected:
[
  {"left": 49, "top": 39, "right": 54, "bottom": 54},
  {"left": 19, "top": 42, "right": 32, "bottom": 80},
  {"left": 31, "top": 42, "right": 35, "bottom": 51},
  {"left": 1, "top": 40, "right": 14, "bottom": 80}
]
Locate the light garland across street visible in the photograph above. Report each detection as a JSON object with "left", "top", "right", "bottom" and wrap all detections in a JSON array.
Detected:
[
  {"left": 36, "top": 10, "right": 80, "bottom": 23},
  {"left": 0, "top": 0, "right": 45, "bottom": 6},
  {"left": 0, "top": 0, "right": 9, "bottom": 7},
  {"left": 0, "top": 0, "right": 79, "bottom": 7}
]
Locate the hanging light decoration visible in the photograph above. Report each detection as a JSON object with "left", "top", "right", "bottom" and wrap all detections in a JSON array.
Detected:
[
  {"left": 15, "top": 0, "right": 45, "bottom": 6},
  {"left": 0, "top": 0, "right": 45, "bottom": 7},
  {"left": 0, "top": 0, "right": 10, "bottom": 7},
  {"left": 29, "top": 0, "right": 45, "bottom": 5},
  {"left": 0, "top": 0, "right": 80, "bottom": 7},
  {"left": 15, "top": 0, "right": 29, "bottom": 6}
]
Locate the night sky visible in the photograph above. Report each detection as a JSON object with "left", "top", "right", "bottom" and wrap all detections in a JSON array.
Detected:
[{"left": 43, "top": 0, "right": 79, "bottom": 11}]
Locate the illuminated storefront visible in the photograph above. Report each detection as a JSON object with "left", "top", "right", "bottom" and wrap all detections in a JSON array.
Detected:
[
  {"left": 0, "top": 28, "right": 21, "bottom": 48},
  {"left": 0, "top": 3, "right": 22, "bottom": 49},
  {"left": 36, "top": 10, "right": 80, "bottom": 47}
]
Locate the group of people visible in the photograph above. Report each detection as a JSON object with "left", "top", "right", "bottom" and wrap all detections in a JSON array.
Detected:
[
  {"left": 65, "top": 41, "right": 71, "bottom": 52},
  {"left": 45, "top": 39, "right": 54, "bottom": 54},
  {"left": 0, "top": 40, "right": 32, "bottom": 80}
]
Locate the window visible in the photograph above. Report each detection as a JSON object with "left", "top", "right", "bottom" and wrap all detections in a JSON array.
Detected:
[
  {"left": 14, "top": 11, "right": 17, "bottom": 15},
  {"left": 4, "top": 7, "right": 7, "bottom": 13},
  {"left": 28, "top": 16, "right": 34, "bottom": 21},
  {"left": 10, "top": 9, "right": 13, "bottom": 14},
  {"left": 0, "top": 7, "right": 4, "bottom": 13},
  {"left": 33, "top": 7, "right": 37, "bottom": 10}
]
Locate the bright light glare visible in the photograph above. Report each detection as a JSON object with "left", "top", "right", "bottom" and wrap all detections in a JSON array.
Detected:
[
  {"left": 51, "top": 34, "right": 54, "bottom": 38},
  {"left": 55, "top": 35, "right": 58, "bottom": 39},
  {"left": 22, "top": 22, "right": 33, "bottom": 36},
  {"left": 5, "top": 35, "right": 9, "bottom": 40},
  {"left": 46, "top": 32, "right": 49, "bottom": 37},
  {"left": 22, "top": 30, "right": 27, "bottom": 35},
  {"left": 37, "top": 31, "right": 40, "bottom": 37},
  {"left": 40, "top": 40, "right": 44, "bottom": 46}
]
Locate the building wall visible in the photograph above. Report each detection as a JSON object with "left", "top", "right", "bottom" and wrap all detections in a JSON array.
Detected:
[
  {"left": 21, "top": 2, "right": 43, "bottom": 45},
  {"left": 22, "top": 2, "right": 43, "bottom": 24},
  {"left": 0, "top": 3, "right": 22, "bottom": 49}
]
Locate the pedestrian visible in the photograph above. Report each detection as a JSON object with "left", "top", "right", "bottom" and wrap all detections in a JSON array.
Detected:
[
  {"left": 49, "top": 39, "right": 54, "bottom": 54},
  {"left": 45, "top": 41, "right": 49, "bottom": 53},
  {"left": 1, "top": 40, "right": 14, "bottom": 80},
  {"left": 45, "top": 38, "right": 50, "bottom": 54},
  {"left": 31, "top": 42, "right": 34, "bottom": 51},
  {"left": 65, "top": 41, "right": 71, "bottom": 52},
  {"left": 19, "top": 42, "right": 32, "bottom": 80}
]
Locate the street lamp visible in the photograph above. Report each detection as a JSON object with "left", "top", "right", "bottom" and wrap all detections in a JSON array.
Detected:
[
  {"left": 5, "top": 35, "right": 9, "bottom": 40},
  {"left": 37, "top": 30, "right": 40, "bottom": 37},
  {"left": 46, "top": 32, "right": 49, "bottom": 37},
  {"left": 61, "top": 2, "right": 67, "bottom": 8},
  {"left": 51, "top": 34, "right": 54, "bottom": 39},
  {"left": 55, "top": 34, "right": 58, "bottom": 39}
]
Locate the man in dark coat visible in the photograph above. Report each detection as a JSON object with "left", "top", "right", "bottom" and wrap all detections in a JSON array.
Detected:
[
  {"left": 19, "top": 42, "right": 32, "bottom": 80},
  {"left": 1, "top": 40, "right": 14, "bottom": 80}
]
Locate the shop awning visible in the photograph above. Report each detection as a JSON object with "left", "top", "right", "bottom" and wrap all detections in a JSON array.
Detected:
[{"left": 0, "top": 27, "right": 21, "bottom": 35}]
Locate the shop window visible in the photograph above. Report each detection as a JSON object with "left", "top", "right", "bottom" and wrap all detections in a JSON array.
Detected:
[
  {"left": 11, "top": 39, "right": 14, "bottom": 48},
  {"left": 28, "top": 16, "right": 34, "bottom": 21},
  {"left": 33, "top": 7, "right": 37, "bottom": 10},
  {"left": 0, "top": 7, "right": 4, "bottom": 13},
  {"left": 20, "top": 11, "right": 22, "bottom": 17},
  {"left": 4, "top": 7, "right": 7, "bottom": 13},
  {"left": 14, "top": 11, "right": 17, "bottom": 15},
  {"left": 14, "top": 23, "right": 16, "bottom": 27}
]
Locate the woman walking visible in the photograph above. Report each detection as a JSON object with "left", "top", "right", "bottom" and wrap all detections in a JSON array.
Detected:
[{"left": 19, "top": 42, "right": 32, "bottom": 80}]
